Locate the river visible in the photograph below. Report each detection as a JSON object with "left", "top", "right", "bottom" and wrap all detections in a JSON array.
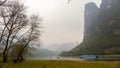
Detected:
[
  {"left": 27, "top": 56, "right": 120, "bottom": 61},
  {"left": 27, "top": 56, "right": 84, "bottom": 61}
]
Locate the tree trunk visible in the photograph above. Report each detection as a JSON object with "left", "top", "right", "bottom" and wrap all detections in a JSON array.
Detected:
[
  {"left": 20, "top": 54, "right": 24, "bottom": 62},
  {"left": 2, "top": 31, "right": 11, "bottom": 62},
  {"left": 2, "top": 51, "right": 7, "bottom": 62}
]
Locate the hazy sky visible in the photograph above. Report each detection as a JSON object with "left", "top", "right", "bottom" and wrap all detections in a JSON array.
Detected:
[{"left": 24, "top": 0, "right": 101, "bottom": 46}]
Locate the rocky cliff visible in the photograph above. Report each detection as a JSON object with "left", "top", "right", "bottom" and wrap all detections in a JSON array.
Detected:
[{"left": 60, "top": 0, "right": 120, "bottom": 56}]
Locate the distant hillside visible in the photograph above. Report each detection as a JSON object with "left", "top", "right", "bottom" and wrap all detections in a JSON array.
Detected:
[
  {"left": 60, "top": 0, "right": 120, "bottom": 56},
  {"left": 44, "top": 42, "right": 77, "bottom": 53},
  {"left": 31, "top": 47, "right": 59, "bottom": 57}
]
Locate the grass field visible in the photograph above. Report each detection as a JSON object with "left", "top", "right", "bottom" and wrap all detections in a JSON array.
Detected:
[{"left": 0, "top": 60, "right": 120, "bottom": 68}]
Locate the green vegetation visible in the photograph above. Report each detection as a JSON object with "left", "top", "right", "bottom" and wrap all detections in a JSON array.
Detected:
[{"left": 0, "top": 60, "right": 119, "bottom": 68}]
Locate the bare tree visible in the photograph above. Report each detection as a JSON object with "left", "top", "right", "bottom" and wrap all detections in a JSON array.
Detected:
[
  {"left": 9, "top": 43, "right": 32, "bottom": 63},
  {"left": 0, "top": 1, "right": 28, "bottom": 62},
  {"left": 0, "top": 0, "right": 42, "bottom": 63},
  {"left": 17, "top": 14, "right": 42, "bottom": 62},
  {"left": 0, "top": 0, "right": 7, "bottom": 6}
]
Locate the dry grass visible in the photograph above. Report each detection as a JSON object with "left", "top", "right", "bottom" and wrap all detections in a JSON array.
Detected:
[{"left": 1, "top": 60, "right": 120, "bottom": 68}]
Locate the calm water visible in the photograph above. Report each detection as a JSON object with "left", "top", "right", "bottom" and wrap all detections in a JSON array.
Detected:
[
  {"left": 27, "top": 56, "right": 120, "bottom": 61},
  {"left": 27, "top": 56, "right": 84, "bottom": 61}
]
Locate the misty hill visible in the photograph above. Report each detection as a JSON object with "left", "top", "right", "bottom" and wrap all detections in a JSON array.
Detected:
[
  {"left": 31, "top": 47, "right": 59, "bottom": 57},
  {"left": 43, "top": 42, "right": 77, "bottom": 53},
  {"left": 60, "top": 0, "right": 120, "bottom": 56}
]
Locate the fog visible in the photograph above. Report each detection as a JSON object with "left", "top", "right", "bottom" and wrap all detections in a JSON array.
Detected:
[{"left": 24, "top": 0, "right": 101, "bottom": 51}]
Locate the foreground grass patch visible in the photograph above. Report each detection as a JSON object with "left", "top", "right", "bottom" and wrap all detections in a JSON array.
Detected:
[{"left": 1, "top": 60, "right": 120, "bottom": 68}]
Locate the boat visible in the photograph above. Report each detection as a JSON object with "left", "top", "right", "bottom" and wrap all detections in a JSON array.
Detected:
[{"left": 80, "top": 55, "right": 97, "bottom": 60}]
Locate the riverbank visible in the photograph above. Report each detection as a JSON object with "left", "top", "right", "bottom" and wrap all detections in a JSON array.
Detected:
[{"left": 1, "top": 60, "right": 120, "bottom": 68}]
